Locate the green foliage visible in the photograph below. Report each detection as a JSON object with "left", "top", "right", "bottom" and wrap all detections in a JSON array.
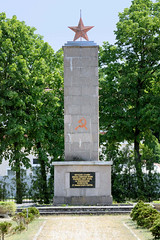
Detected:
[
  {"left": 22, "top": 207, "right": 40, "bottom": 218},
  {"left": 48, "top": 165, "right": 54, "bottom": 198},
  {"left": 0, "top": 178, "right": 9, "bottom": 201},
  {"left": 104, "top": 144, "right": 160, "bottom": 202},
  {"left": 13, "top": 212, "right": 26, "bottom": 231},
  {"left": 108, "top": 145, "right": 137, "bottom": 202},
  {"left": 29, "top": 166, "right": 50, "bottom": 204},
  {"left": 130, "top": 201, "right": 148, "bottom": 221},
  {"left": 130, "top": 200, "right": 146, "bottom": 218},
  {"left": 14, "top": 223, "right": 25, "bottom": 233},
  {"left": 130, "top": 201, "right": 160, "bottom": 229},
  {"left": 28, "top": 207, "right": 39, "bottom": 217},
  {"left": 13, "top": 208, "right": 39, "bottom": 233},
  {"left": 131, "top": 201, "right": 160, "bottom": 238},
  {"left": 0, "top": 201, "right": 16, "bottom": 216},
  {"left": 141, "top": 133, "right": 160, "bottom": 164},
  {"left": 143, "top": 212, "right": 160, "bottom": 229},
  {"left": 0, "top": 221, "right": 12, "bottom": 240},
  {"left": 150, "top": 217, "right": 160, "bottom": 239},
  {"left": 136, "top": 206, "right": 159, "bottom": 228},
  {"left": 99, "top": 0, "right": 160, "bottom": 199},
  {"left": 0, "top": 12, "right": 64, "bottom": 203}
]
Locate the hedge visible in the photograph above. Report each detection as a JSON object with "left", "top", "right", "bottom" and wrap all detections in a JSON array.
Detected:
[{"left": 130, "top": 201, "right": 160, "bottom": 239}]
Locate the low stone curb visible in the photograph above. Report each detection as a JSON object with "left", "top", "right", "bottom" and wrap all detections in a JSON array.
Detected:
[{"left": 17, "top": 205, "right": 134, "bottom": 215}]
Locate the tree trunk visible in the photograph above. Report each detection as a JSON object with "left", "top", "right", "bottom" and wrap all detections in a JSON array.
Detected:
[
  {"left": 134, "top": 127, "right": 144, "bottom": 198},
  {"left": 37, "top": 142, "right": 49, "bottom": 204},
  {"left": 15, "top": 156, "right": 22, "bottom": 204},
  {"left": 134, "top": 76, "right": 144, "bottom": 198},
  {"left": 13, "top": 145, "right": 23, "bottom": 204}
]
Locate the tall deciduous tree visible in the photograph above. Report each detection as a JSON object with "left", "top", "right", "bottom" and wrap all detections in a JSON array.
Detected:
[
  {"left": 99, "top": 0, "right": 160, "bottom": 196},
  {"left": 30, "top": 54, "right": 64, "bottom": 203},
  {"left": 0, "top": 13, "right": 63, "bottom": 203}
]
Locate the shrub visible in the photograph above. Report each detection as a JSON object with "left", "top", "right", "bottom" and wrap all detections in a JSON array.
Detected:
[
  {"left": 130, "top": 201, "right": 147, "bottom": 220},
  {"left": 150, "top": 217, "right": 160, "bottom": 239},
  {"left": 136, "top": 207, "right": 159, "bottom": 228},
  {"left": 130, "top": 201, "right": 160, "bottom": 228},
  {"left": 13, "top": 207, "right": 40, "bottom": 233},
  {"left": 28, "top": 213, "right": 34, "bottom": 222},
  {"left": 144, "top": 213, "right": 160, "bottom": 229},
  {"left": 14, "top": 223, "right": 25, "bottom": 233},
  {"left": 132, "top": 206, "right": 147, "bottom": 222},
  {"left": 13, "top": 212, "right": 26, "bottom": 226},
  {"left": 0, "top": 221, "right": 12, "bottom": 240},
  {"left": 13, "top": 212, "right": 27, "bottom": 232},
  {"left": 130, "top": 201, "right": 145, "bottom": 218},
  {"left": 131, "top": 200, "right": 160, "bottom": 237},
  {"left": 22, "top": 207, "right": 40, "bottom": 219},
  {"left": 13, "top": 210, "right": 36, "bottom": 232},
  {"left": 28, "top": 207, "right": 40, "bottom": 217},
  {"left": 0, "top": 202, "right": 16, "bottom": 216},
  {"left": 23, "top": 212, "right": 34, "bottom": 223}
]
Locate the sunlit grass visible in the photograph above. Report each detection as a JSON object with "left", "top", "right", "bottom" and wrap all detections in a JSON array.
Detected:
[{"left": 6, "top": 218, "right": 45, "bottom": 240}]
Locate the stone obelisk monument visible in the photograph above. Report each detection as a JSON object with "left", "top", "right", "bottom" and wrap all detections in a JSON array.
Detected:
[{"left": 53, "top": 15, "right": 112, "bottom": 205}]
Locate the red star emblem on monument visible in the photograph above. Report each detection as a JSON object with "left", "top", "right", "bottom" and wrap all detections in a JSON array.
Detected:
[{"left": 68, "top": 15, "right": 94, "bottom": 41}]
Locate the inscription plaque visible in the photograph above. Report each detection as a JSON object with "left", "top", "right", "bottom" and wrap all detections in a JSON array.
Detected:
[{"left": 70, "top": 172, "right": 95, "bottom": 188}]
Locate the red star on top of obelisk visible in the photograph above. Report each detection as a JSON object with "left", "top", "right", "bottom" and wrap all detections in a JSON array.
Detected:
[{"left": 68, "top": 11, "right": 94, "bottom": 41}]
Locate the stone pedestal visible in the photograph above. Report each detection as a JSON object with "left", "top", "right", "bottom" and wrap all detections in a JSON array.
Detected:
[
  {"left": 53, "top": 41, "right": 112, "bottom": 205},
  {"left": 53, "top": 161, "right": 112, "bottom": 205}
]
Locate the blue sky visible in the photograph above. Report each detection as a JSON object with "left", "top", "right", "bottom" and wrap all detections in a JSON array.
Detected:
[{"left": 1, "top": 0, "right": 132, "bottom": 51}]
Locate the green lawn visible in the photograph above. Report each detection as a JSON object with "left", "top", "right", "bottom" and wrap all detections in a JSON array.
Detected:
[
  {"left": 6, "top": 218, "right": 45, "bottom": 240},
  {"left": 125, "top": 217, "right": 154, "bottom": 240}
]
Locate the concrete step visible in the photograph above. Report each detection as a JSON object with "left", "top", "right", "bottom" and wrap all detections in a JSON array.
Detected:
[
  {"left": 17, "top": 205, "right": 134, "bottom": 215},
  {"left": 36, "top": 211, "right": 131, "bottom": 215}
]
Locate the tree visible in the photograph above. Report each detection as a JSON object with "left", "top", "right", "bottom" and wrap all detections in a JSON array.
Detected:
[
  {"left": 0, "top": 13, "right": 64, "bottom": 203},
  {"left": 0, "top": 12, "right": 38, "bottom": 203},
  {"left": 99, "top": 0, "right": 160, "bottom": 197},
  {"left": 29, "top": 48, "right": 64, "bottom": 203}
]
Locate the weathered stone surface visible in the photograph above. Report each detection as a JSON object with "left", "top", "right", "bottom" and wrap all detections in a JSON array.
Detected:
[
  {"left": 82, "top": 86, "right": 99, "bottom": 96},
  {"left": 54, "top": 196, "right": 112, "bottom": 205},
  {"left": 65, "top": 105, "right": 81, "bottom": 115},
  {"left": 71, "top": 76, "right": 98, "bottom": 86},
  {"left": 64, "top": 86, "right": 81, "bottom": 96},
  {"left": 64, "top": 57, "right": 98, "bottom": 68},
  {"left": 63, "top": 45, "right": 98, "bottom": 58},
  {"left": 64, "top": 115, "right": 72, "bottom": 124},
  {"left": 53, "top": 162, "right": 112, "bottom": 205},
  {"left": 64, "top": 45, "right": 99, "bottom": 161},
  {"left": 53, "top": 42, "right": 112, "bottom": 206}
]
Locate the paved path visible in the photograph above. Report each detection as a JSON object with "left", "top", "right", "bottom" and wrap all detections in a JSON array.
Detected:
[{"left": 33, "top": 215, "right": 151, "bottom": 240}]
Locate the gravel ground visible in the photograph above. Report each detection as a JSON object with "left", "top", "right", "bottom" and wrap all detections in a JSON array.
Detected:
[{"left": 33, "top": 215, "right": 152, "bottom": 240}]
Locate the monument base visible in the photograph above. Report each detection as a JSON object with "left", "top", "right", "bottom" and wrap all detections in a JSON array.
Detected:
[
  {"left": 53, "top": 161, "right": 112, "bottom": 206},
  {"left": 54, "top": 196, "right": 112, "bottom": 206}
]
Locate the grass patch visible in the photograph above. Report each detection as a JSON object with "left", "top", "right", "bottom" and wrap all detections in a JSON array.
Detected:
[
  {"left": 125, "top": 217, "right": 153, "bottom": 240},
  {"left": 6, "top": 217, "right": 45, "bottom": 240}
]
